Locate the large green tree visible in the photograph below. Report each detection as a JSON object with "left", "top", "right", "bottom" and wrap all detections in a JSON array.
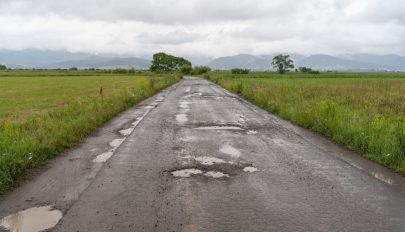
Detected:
[
  {"left": 0, "top": 64, "right": 6, "bottom": 70},
  {"left": 150, "top": 52, "right": 192, "bottom": 72},
  {"left": 272, "top": 54, "right": 294, "bottom": 74}
]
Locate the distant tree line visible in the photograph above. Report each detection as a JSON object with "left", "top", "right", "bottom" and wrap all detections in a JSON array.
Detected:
[
  {"left": 231, "top": 68, "right": 250, "bottom": 74},
  {"left": 297, "top": 66, "right": 320, "bottom": 74}
]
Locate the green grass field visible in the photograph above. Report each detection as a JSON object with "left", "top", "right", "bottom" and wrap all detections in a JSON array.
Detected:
[
  {"left": 0, "top": 70, "right": 179, "bottom": 193},
  {"left": 206, "top": 71, "right": 405, "bottom": 175}
]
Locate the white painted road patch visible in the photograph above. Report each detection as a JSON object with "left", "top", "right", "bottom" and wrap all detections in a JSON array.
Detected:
[{"left": 92, "top": 151, "right": 114, "bottom": 163}]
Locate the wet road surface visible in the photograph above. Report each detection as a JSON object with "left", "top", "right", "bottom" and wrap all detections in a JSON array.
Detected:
[{"left": 1, "top": 77, "right": 405, "bottom": 232}]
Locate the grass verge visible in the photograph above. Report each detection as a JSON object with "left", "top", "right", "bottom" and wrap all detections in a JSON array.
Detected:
[
  {"left": 205, "top": 72, "right": 405, "bottom": 175},
  {"left": 0, "top": 70, "right": 179, "bottom": 193}
]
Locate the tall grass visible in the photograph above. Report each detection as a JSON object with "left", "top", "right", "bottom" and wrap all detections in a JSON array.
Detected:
[
  {"left": 206, "top": 72, "right": 405, "bottom": 174},
  {"left": 0, "top": 71, "right": 179, "bottom": 193}
]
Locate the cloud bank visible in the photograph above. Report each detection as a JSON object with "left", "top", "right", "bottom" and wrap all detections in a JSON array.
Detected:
[{"left": 0, "top": 0, "right": 404, "bottom": 57}]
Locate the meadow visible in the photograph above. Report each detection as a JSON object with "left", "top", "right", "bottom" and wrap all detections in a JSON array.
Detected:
[
  {"left": 206, "top": 71, "right": 405, "bottom": 174},
  {"left": 0, "top": 70, "right": 179, "bottom": 193}
]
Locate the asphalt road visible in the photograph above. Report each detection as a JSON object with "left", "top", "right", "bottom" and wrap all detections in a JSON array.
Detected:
[{"left": 1, "top": 76, "right": 405, "bottom": 232}]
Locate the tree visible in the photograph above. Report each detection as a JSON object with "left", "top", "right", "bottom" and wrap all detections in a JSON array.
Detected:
[
  {"left": 150, "top": 52, "right": 192, "bottom": 73},
  {"left": 0, "top": 64, "right": 7, "bottom": 70},
  {"left": 272, "top": 54, "right": 294, "bottom": 74}
]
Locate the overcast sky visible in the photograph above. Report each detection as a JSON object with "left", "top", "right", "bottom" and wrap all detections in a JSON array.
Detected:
[{"left": 0, "top": 0, "right": 404, "bottom": 58}]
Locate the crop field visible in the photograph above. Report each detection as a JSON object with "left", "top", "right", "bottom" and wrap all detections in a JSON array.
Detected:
[
  {"left": 0, "top": 70, "right": 179, "bottom": 193},
  {"left": 206, "top": 72, "right": 405, "bottom": 174}
]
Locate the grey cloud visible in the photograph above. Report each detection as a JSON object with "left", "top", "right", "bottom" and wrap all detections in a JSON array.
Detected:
[
  {"left": 137, "top": 30, "right": 202, "bottom": 45},
  {"left": 0, "top": 0, "right": 405, "bottom": 56},
  {"left": 0, "top": 0, "right": 301, "bottom": 24}
]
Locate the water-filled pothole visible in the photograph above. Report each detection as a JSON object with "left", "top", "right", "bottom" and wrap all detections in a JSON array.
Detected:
[
  {"left": 247, "top": 130, "right": 258, "bottom": 135},
  {"left": 171, "top": 169, "right": 203, "bottom": 178},
  {"left": 243, "top": 167, "right": 259, "bottom": 173},
  {"left": 176, "top": 114, "right": 188, "bottom": 124},
  {"left": 0, "top": 205, "right": 63, "bottom": 232},
  {"left": 171, "top": 168, "right": 230, "bottom": 179},
  {"left": 220, "top": 144, "right": 241, "bottom": 158},
  {"left": 195, "top": 156, "right": 227, "bottom": 165},
  {"left": 195, "top": 126, "right": 244, "bottom": 131},
  {"left": 204, "top": 171, "right": 230, "bottom": 178}
]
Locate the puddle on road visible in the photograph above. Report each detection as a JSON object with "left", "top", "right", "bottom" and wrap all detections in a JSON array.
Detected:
[
  {"left": 247, "top": 130, "right": 258, "bottom": 135},
  {"left": 92, "top": 151, "right": 114, "bottom": 163},
  {"left": 109, "top": 138, "right": 125, "bottom": 148},
  {"left": 195, "top": 156, "right": 227, "bottom": 165},
  {"left": 119, "top": 128, "right": 134, "bottom": 136},
  {"left": 176, "top": 114, "right": 188, "bottom": 124},
  {"left": 0, "top": 205, "right": 63, "bottom": 232},
  {"left": 172, "top": 169, "right": 203, "bottom": 178},
  {"left": 144, "top": 105, "right": 156, "bottom": 109},
  {"left": 220, "top": 144, "right": 241, "bottom": 158},
  {"left": 204, "top": 171, "right": 230, "bottom": 178},
  {"left": 243, "top": 167, "right": 259, "bottom": 173},
  {"left": 195, "top": 126, "right": 244, "bottom": 131}
]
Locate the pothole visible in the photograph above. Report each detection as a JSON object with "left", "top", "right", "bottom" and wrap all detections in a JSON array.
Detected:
[
  {"left": 0, "top": 205, "right": 63, "bottom": 232},
  {"left": 247, "top": 130, "right": 258, "bottom": 135},
  {"left": 204, "top": 171, "right": 230, "bottom": 178},
  {"left": 220, "top": 144, "right": 241, "bottom": 158},
  {"left": 171, "top": 169, "right": 203, "bottom": 178},
  {"left": 243, "top": 167, "right": 259, "bottom": 173},
  {"left": 179, "top": 101, "right": 191, "bottom": 108},
  {"left": 195, "top": 156, "right": 227, "bottom": 165},
  {"left": 176, "top": 114, "right": 188, "bottom": 124},
  {"left": 195, "top": 126, "right": 244, "bottom": 131}
]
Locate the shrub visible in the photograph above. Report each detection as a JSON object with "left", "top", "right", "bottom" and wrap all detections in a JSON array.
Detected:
[
  {"left": 231, "top": 68, "right": 250, "bottom": 74},
  {"left": 192, "top": 66, "right": 211, "bottom": 75},
  {"left": 180, "top": 64, "right": 193, "bottom": 75}
]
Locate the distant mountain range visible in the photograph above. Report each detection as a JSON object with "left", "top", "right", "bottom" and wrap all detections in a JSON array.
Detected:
[
  {"left": 1, "top": 49, "right": 405, "bottom": 71},
  {"left": 208, "top": 53, "right": 405, "bottom": 71},
  {"left": 0, "top": 50, "right": 151, "bottom": 69}
]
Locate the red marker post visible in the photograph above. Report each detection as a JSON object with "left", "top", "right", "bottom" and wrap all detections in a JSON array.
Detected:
[{"left": 99, "top": 87, "right": 104, "bottom": 100}]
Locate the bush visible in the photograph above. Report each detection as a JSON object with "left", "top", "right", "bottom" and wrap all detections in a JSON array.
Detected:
[
  {"left": 231, "top": 68, "right": 250, "bottom": 74},
  {"left": 180, "top": 64, "right": 193, "bottom": 75},
  {"left": 299, "top": 67, "right": 320, "bottom": 74},
  {"left": 192, "top": 66, "right": 211, "bottom": 75}
]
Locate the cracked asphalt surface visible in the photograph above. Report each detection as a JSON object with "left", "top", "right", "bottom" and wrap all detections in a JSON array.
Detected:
[{"left": 1, "top": 76, "right": 405, "bottom": 232}]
